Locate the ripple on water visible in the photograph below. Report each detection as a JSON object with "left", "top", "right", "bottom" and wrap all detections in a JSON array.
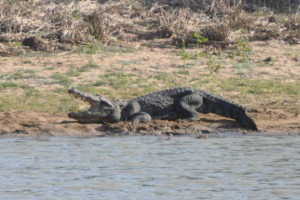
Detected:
[{"left": 0, "top": 135, "right": 300, "bottom": 199}]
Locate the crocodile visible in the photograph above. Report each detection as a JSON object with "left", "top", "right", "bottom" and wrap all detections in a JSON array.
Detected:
[{"left": 68, "top": 87, "right": 258, "bottom": 130}]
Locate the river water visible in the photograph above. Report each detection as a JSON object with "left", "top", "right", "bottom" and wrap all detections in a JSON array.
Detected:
[{"left": 1, "top": 135, "right": 299, "bottom": 200}]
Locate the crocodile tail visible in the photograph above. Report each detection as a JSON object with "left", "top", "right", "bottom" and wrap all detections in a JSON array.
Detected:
[{"left": 201, "top": 93, "right": 258, "bottom": 131}]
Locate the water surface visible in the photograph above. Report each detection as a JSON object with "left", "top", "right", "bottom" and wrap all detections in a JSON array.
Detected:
[{"left": 1, "top": 135, "right": 300, "bottom": 199}]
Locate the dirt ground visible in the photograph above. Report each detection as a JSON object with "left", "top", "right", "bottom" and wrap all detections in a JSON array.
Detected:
[
  {"left": 0, "top": 39, "right": 299, "bottom": 138},
  {"left": 0, "top": 108, "right": 299, "bottom": 139}
]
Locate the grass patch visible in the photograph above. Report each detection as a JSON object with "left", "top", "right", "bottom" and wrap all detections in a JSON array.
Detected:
[
  {"left": 103, "top": 45, "right": 136, "bottom": 54},
  {"left": 0, "top": 70, "right": 38, "bottom": 80},
  {"left": 233, "top": 62, "right": 253, "bottom": 70},
  {"left": 119, "top": 60, "right": 140, "bottom": 66},
  {"left": 23, "top": 60, "right": 33, "bottom": 64},
  {"left": 0, "top": 91, "right": 78, "bottom": 113},
  {"left": 236, "top": 38, "right": 252, "bottom": 63},
  {"left": 108, "top": 71, "right": 135, "bottom": 90},
  {"left": 51, "top": 72, "right": 71, "bottom": 85},
  {"left": 92, "top": 80, "right": 107, "bottom": 87},
  {"left": 0, "top": 81, "right": 39, "bottom": 93},
  {"left": 75, "top": 85, "right": 99, "bottom": 94},
  {"left": 73, "top": 84, "right": 132, "bottom": 101},
  {"left": 74, "top": 71, "right": 156, "bottom": 99},
  {"left": 0, "top": 82, "right": 19, "bottom": 91},
  {"left": 79, "top": 61, "right": 100, "bottom": 72},
  {"left": 0, "top": 72, "right": 23, "bottom": 80},
  {"left": 259, "top": 71, "right": 270, "bottom": 75},
  {"left": 176, "top": 70, "right": 190, "bottom": 75},
  {"left": 79, "top": 43, "right": 101, "bottom": 55},
  {"left": 66, "top": 68, "right": 81, "bottom": 77},
  {"left": 1, "top": 76, "right": 298, "bottom": 113},
  {"left": 219, "top": 78, "right": 300, "bottom": 97},
  {"left": 171, "top": 63, "right": 195, "bottom": 68},
  {"left": 44, "top": 66, "right": 55, "bottom": 71},
  {"left": 207, "top": 57, "right": 223, "bottom": 75},
  {"left": 0, "top": 83, "right": 79, "bottom": 113},
  {"left": 190, "top": 77, "right": 300, "bottom": 105},
  {"left": 154, "top": 72, "right": 176, "bottom": 83}
]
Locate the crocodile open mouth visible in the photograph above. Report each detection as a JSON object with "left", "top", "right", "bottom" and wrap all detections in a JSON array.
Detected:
[{"left": 68, "top": 87, "right": 114, "bottom": 123}]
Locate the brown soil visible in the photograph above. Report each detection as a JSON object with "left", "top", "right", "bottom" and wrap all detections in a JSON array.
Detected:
[
  {"left": 0, "top": 39, "right": 299, "bottom": 138},
  {"left": 0, "top": 108, "right": 299, "bottom": 139}
]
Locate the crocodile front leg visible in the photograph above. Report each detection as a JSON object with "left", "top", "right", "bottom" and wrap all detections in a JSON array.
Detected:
[
  {"left": 130, "top": 112, "right": 152, "bottom": 125},
  {"left": 177, "top": 94, "right": 203, "bottom": 121},
  {"left": 107, "top": 103, "right": 122, "bottom": 123},
  {"left": 121, "top": 101, "right": 151, "bottom": 125}
]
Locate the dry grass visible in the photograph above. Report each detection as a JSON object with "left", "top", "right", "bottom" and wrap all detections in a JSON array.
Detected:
[
  {"left": 0, "top": 0, "right": 146, "bottom": 47},
  {"left": 0, "top": 0, "right": 299, "bottom": 54}
]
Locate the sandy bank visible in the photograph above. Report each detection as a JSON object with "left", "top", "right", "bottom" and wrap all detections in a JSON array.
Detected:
[{"left": 0, "top": 109, "right": 299, "bottom": 139}]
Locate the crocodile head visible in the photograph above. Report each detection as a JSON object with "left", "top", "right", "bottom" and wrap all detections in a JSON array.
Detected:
[{"left": 68, "top": 87, "right": 115, "bottom": 123}]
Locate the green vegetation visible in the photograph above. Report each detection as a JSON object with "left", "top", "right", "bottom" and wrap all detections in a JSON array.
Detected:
[
  {"left": 176, "top": 69, "right": 190, "bottom": 75},
  {"left": 154, "top": 72, "right": 178, "bottom": 86},
  {"left": 207, "top": 57, "right": 223, "bottom": 75},
  {"left": 23, "top": 60, "right": 33, "bottom": 64},
  {"left": 79, "top": 43, "right": 101, "bottom": 55},
  {"left": 80, "top": 61, "right": 100, "bottom": 72},
  {"left": 193, "top": 32, "right": 209, "bottom": 44},
  {"left": 66, "top": 68, "right": 81, "bottom": 77},
  {"left": 108, "top": 71, "right": 135, "bottom": 90},
  {"left": 0, "top": 91, "right": 78, "bottom": 114},
  {"left": 0, "top": 71, "right": 299, "bottom": 113},
  {"left": 0, "top": 82, "right": 19, "bottom": 91},
  {"left": 219, "top": 78, "right": 299, "bottom": 96},
  {"left": 236, "top": 38, "right": 252, "bottom": 63},
  {"left": 119, "top": 60, "right": 141, "bottom": 66},
  {"left": 0, "top": 72, "right": 23, "bottom": 80},
  {"left": 181, "top": 40, "right": 189, "bottom": 61},
  {"left": 180, "top": 33, "right": 209, "bottom": 61},
  {"left": 51, "top": 72, "right": 71, "bottom": 86},
  {"left": 0, "top": 70, "right": 38, "bottom": 80},
  {"left": 233, "top": 62, "right": 252, "bottom": 70}
]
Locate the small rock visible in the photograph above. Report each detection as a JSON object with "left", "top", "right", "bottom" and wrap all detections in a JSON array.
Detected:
[
  {"left": 263, "top": 57, "right": 272, "bottom": 63},
  {"left": 0, "top": 130, "right": 8, "bottom": 135},
  {"left": 22, "top": 36, "right": 49, "bottom": 51},
  {"left": 268, "top": 16, "right": 276, "bottom": 23},
  {"left": 195, "top": 134, "right": 208, "bottom": 139}
]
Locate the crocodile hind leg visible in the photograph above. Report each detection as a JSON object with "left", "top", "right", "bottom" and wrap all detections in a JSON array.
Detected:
[
  {"left": 121, "top": 101, "right": 152, "bottom": 125},
  {"left": 177, "top": 94, "right": 203, "bottom": 121}
]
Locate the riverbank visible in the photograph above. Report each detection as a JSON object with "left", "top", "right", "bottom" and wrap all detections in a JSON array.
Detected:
[
  {"left": 0, "top": 1, "right": 299, "bottom": 138},
  {"left": 0, "top": 106, "right": 299, "bottom": 138},
  {"left": 1, "top": 39, "right": 299, "bottom": 138}
]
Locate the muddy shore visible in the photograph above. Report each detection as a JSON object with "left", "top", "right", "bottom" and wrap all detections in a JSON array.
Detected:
[{"left": 0, "top": 108, "right": 299, "bottom": 139}]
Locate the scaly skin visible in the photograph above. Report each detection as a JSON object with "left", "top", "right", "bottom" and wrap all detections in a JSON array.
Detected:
[{"left": 68, "top": 87, "right": 258, "bottom": 131}]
